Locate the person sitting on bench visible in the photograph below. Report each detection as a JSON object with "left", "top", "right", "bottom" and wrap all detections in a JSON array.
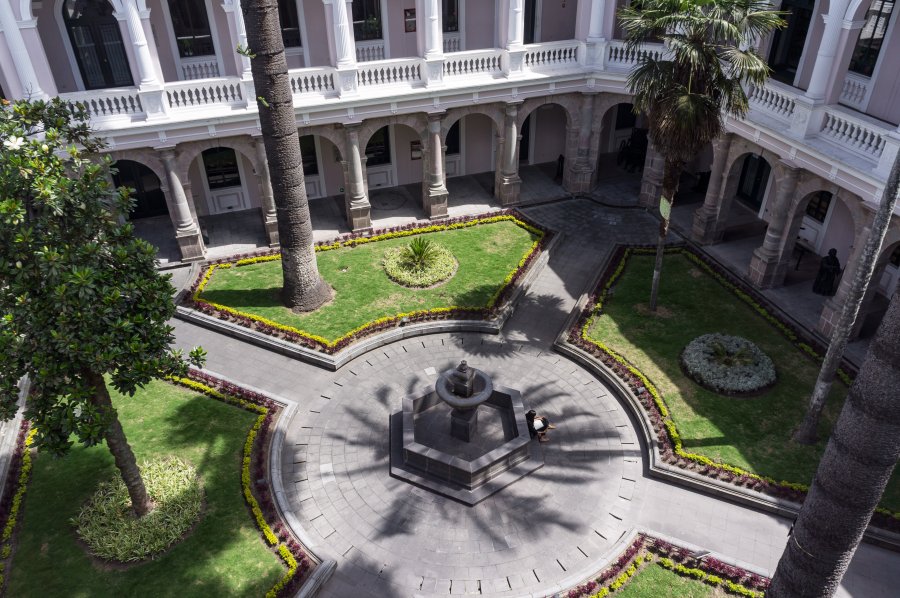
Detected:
[{"left": 526, "top": 409, "right": 556, "bottom": 443}]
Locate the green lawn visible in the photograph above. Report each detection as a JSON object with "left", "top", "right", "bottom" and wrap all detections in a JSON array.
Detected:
[
  {"left": 586, "top": 253, "right": 900, "bottom": 510},
  {"left": 616, "top": 563, "right": 716, "bottom": 598},
  {"left": 7, "top": 379, "right": 284, "bottom": 598},
  {"left": 199, "top": 220, "right": 539, "bottom": 341}
]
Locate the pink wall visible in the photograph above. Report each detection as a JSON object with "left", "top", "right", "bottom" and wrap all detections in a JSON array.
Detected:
[
  {"left": 538, "top": 0, "right": 577, "bottom": 42},
  {"left": 35, "top": 0, "right": 78, "bottom": 92},
  {"left": 301, "top": 0, "right": 332, "bottom": 67},
  {"left": 317, "top": 137, "right": 345, "bottom": 197},
  {"left": 820, "top": 197, "right": 855, "bottom": 263},
  {"left": 393, "top": 124, "right": 425, "bottom": 184},
  {"left": 465, "top": 0, "right": 496, "bottom": 49},
  {"left": 464, "top": 114, "right": 495, "bottom": 174},
  {"left": 148, "top": 1, "right": 179, "bottom": 82},
  {"left": 794, "top": 0, "right": 828, "bottom": 91},
  {"left": 386, "top": 1, "right": 418, "bottom": 58},
  {"left": 210, "top": 2, "right": 237, "bottom": 77},
  {"left": 864, "top": 14, "right": 900, "bottom": 126},
  {"left": 531, "top": 105, "right": 567, "bottom": 163}
]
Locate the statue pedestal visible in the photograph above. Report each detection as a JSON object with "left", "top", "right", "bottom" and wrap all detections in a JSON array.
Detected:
[{"left": 450, "top": 408, "right": 478, "bottom": 442}]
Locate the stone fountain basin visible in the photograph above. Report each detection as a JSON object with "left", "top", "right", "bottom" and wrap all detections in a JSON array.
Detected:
[{"left": 435, "top": 369, "right": 494, "bottom": 410}]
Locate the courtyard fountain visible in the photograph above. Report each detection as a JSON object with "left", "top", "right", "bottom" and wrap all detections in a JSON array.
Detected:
[{"left": 390, "top": 360, "right": 544, "bottom": 505}]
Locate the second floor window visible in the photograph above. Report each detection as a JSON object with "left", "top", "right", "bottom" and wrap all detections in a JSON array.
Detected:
[
  {"left": 805, "top": 191, "right": 832, "bottom": 223},
  {"left": 279, "top": 0, "right": 302, "bottom": 48},
  {"left": 353, "top": 0, "right": 383, "bottom": 41},
  {"left": 443, "top": 0, "right": 459, "bottom": 33},
  {"left": 169, "top": 0, "right": 216, "bottom": 58},
  {"left": 849, "top": 0, "right": 896, "bottom": 77}
]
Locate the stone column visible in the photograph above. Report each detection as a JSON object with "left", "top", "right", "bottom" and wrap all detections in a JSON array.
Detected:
[
  {"left": 563, "top": 94, "right": 597, "bottom": 193},
  {"left": 253, "top": 137, "right": 280, "bottom": 246},
  {"left": 117, "top": 0, "right": 168, "bottom": 118},
  {"left": 222, "top": 0, "right": 253, "bottom": 78},
  {"left": 692, "top": 134, "right": 733, "bottom": 244},
  {"left": 747, "top": 163, "right": 801, "bottom": 288},
  {"left": 160, "top": 149, "right": 206, "bottom": 261},
  {"left": 325, "top": 0, "right": 359, "bottom": 95},
  {"left": 576, "top": 0, "right": 608, "bottom": 68},
  {"left": 637, "top": 142, "right": 664, "bottom": 209},
  {"left": 497, "top": 103, "right": 522, "bottom": 205},
  {"left": 0, "top": 0, "right": 48, "bottom": 99},
  {"left": 805, "top": 0, "right": 852, "bottom": 101},
  {"left": 817, "top": 222, "right": 871, "bottom": 339},
  {"left": 344, "top": 125, "right": 372, "bottom": 231},
  {"left": 421, "top": 0, "right": 445, "bottom": 86},
  {"left": 424, "top": 114, "right": 449, "bottom": 218},
  {"left": 503, "top": 0, "right": 526, "bottom": 77}
]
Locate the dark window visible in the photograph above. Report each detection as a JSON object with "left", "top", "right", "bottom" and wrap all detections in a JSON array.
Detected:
[
  {"left": 113, "top": 160, "right": 168, "bottom": 220},
  {"left": 365, "top": 127, "right": 391, "bottom": 166},
  {"left": 279, "top": 0, "right": 302, "bottom": 47},
  {"left": 168, "top": 0, "right": 216, "bottom": 57},
  {"left": 849, "top": 0, "right": 895, "bottom": 77},
  {"left": 446, "top": 122, "right": 460, "bottom": 155},
  {"left": 519, "top": 115, "right": 531, "bottom": 163},
  {"left": 63, "top": 0, "right": 134, "bottom": 90},
  {"left": 524, "top": 0, "right": 537, "bottom": 44},
  {"left": 804, "top": 191, "right": 832, "bottom": 223},
  {"left": 299, "top": 135, "right": 319, "bottom": 175},
  {"left": 889, "top": 246, "right": 900, "bottom": 267},
  {"left": 615, "top": 104, "right": 637, "bottom": 130},
  {"left": 352, "top": 0, "right": 382, "bottom": 41},
  {"left": 736, "top": 154, "right": 771, "bottom": 211},
  {"left": 767, "top": 0, "right": 814, "bottom": 85},
  {"left": 443, "top": 0, "right": 459, "bottom": 33},
  {"left": 203, "top": 147, "right": 242, "bottom": 189}
]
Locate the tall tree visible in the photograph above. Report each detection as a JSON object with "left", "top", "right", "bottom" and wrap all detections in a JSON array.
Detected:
[
  {"left": 619, "top": 0, "right": 784, "bottom": 310},
  {"left": 769, "top": 289, "right": 900, "bottom": 597},
  {"left": 0, "top": 99, "right": 205, "bottom": 517},
  {"left": 793, "top": 152, "right": 900, "bottom": 444},
  {"left": 241, "top": 0, "right": 332, "bottom": 311}
]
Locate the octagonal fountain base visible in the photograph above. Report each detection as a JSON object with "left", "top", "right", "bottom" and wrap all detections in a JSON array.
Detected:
[{"left": 389, "top": 384, "right": 544, "bottom": 505}]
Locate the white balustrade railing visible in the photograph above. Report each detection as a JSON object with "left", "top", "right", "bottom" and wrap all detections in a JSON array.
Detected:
[
  {"left": 288, "top": 67, "right": 336, "bottom": 95},
  {"left": 357, "top": 58, "right": 423, "bottom": 87},
  {"left": 355, "top": 40, "right": 386, "bottom": 62},
  {"left": 606, "top": 40, "right": 664, "bottom": 69},
  {"left": 819, "top": 106, "right": 888, "bottom": 160},
  {"left": 180, "top": 56, "right": 220, "bottom": 80},
  {"left": 166, "top": 79, "right": 244, "bottom": 110},
  {"left": 443, "top": 49, "right": 503, "bottom": 78},
  {"left": 747, "top": 81, "right": 798, "bottom": 122},
  {"left": 839, "top": 72, "right": 872, "bottom": 112},
  {"left": 64, "top": 89, "right": 143, "bottom": 120},
  {"left": 523, "top": 40, "right": 581, "bottom": 70},
  {"left": 443, "top": 33, "right": 461, "bottom": 53}
]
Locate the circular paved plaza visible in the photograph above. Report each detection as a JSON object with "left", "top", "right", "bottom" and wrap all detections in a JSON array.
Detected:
[{"left": 282, "top": 334, "right": 645, "bottom": 597}]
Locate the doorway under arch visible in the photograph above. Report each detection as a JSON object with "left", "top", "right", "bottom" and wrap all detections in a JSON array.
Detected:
[{"left": 112, "top": 160, "right": 167, "bottom": 220}]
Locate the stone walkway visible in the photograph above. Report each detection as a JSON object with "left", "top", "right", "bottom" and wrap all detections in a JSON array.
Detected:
[{"left": 171, "top": 198, "right": 900, "bottom": 597}]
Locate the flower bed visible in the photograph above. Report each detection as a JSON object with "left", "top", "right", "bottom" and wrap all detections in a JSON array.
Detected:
[
  {"left": 562, "top": 534, "right": 768, "bottom": 598},
  {"left": 382, "top": 242, "right": 457, "bottom": 287},
  {"left": 0, "top": 372, "right": 312, "bottom": 596},
  {"left": 183, "top": 210, "right": 549, "bottom": 354},
  {"left": 569, "top": 245, "right": 900, "bottom": 531},
  {"left": 681, "top": 334, "right": 776, "bottom": 396}
]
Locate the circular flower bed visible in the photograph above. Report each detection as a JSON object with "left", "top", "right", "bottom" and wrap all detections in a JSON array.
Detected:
[
  {"left": 383, "top": 242, "right": 457, "bottom": 287},
  {"left": 73, "top": 456, "right": 203, "bottom": 562},
  {"left": 681, "top": 333, "right": 776, "bottom": 396}
]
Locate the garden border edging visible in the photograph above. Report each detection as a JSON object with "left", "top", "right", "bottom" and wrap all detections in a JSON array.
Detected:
[
  {"left": 553, "top": 250, "right": 900, "bottom": 552},
  {"left": 174, "top": 230, "right": 559, "bottom": 371}
]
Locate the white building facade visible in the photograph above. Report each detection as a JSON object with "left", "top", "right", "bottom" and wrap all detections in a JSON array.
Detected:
[{"left": 1, "top": 0, "right": 899, "bottom": 339}]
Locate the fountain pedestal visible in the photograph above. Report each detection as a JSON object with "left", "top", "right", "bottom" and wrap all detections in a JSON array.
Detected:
[{"left": 451, "top": 408, "right": 478, "bottom": 442}]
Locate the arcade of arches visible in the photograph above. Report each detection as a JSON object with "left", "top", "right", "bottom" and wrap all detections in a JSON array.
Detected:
[{"left": 111, "top": 94, "right": 900, "bottom": 344}]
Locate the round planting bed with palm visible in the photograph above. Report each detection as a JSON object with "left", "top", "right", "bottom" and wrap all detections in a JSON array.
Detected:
[{"left": 681, "top": 333, "right": 776, "bottom": 396}]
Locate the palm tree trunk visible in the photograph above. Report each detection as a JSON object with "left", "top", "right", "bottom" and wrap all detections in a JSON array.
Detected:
[
  {"left": 769, "top": 289, "right": 900, "bottom": 597},
  {"left": 648, "top": 157, "right": 684, "bottom": 311},
  {"left": 793, "top": 152, "right": 900, "bottom": 444},
  {"left": 242, "top": 0, "right": 331, "bottom": 312},
  {"left": 84, "top": 369, "right": 152, "bottom": 517}
]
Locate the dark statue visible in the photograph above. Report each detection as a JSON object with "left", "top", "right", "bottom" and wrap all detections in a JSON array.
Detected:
[{"left": 812, "top": 248, "right": 841, "bottom": 296}]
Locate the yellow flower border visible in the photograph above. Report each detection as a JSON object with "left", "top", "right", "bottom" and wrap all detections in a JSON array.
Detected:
[
  {"left": 189, "top": 214, "right": 547, "bottom": 352},
  {"left": 575, "top": 246, "right": 900, "bottom": 521},
  {"left": 0, "top": 427, "right": 35, "bottom": 588}
]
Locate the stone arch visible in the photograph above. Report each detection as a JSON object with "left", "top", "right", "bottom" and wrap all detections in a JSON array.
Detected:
[
  {"left": 441, "top": 104, "right": 505, "bottom": 141},
  {"left": 357, "top": 113, "right": 429, "bottom": 153},
  {"left": 299, "top": 124, "right": 347, "bottom": 161},
  {"left": 720, "top": 147, "right": 782, "bottom": 212},
  {"left": 846, "top": 0, "right": 875, "bottom": 21},
  {"left": 515, "top": 93, "right": 581, "bottom": 130},
  {"left": 789, "top": 177, "right": 863, "bottom": 239},
  {"left": 173, "top": 136, "right": 261, "bottom": 183},
  {"left": 108, "top": 148, "right": 168, "bottom": 187}
]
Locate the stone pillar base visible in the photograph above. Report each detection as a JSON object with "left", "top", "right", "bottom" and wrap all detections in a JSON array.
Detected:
[
  {"left": 497, "top": 175, "right": 521, "bottom": 206},
  {"left": 450, "top": 408, "right": 478, "bottom": 442},
  {"left": 692, "top": 207, "right": 724, "bottom": 245},
  {"left": 423, "top": 187, "right": 449, "bottom": 219},
  {"left": 176, "top": 229, "right": 206, "bottom": 262},
  {"left": 817, "top": 297, "right": 868, "bottom": 340},
  {"left": 563, "top": 166, "right": 593, "bottom": 194},
  {"left": 747, "top": 249, "right": 788, "bottom": 289},
  {"left": 638, "top": 178, "right": 661, "bottom": 209},
  {"left": 263, "top": 216, "right": 279, "bottom": 247},
  {"left": 347, "top": 203, "right": 372, "bottom": 232}
]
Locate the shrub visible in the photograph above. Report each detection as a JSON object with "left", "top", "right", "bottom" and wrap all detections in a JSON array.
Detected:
[
  {"left": 383, "top": 241, "right": 457, "bottom": 287},
  {"left": 681, "top": 333, "right": 776, "bottom": 395}
]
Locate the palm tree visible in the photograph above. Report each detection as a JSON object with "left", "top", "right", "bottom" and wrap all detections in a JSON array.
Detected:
[
  {"left": 769, "top": 289, "right": 900, "bottom": 597},
  {"left": 793, "top": 152, "right": 900, "bottom": 444},
  {"left": 619, "top": 0, "right": 784, "bottom": 310},
  {"left": 242, "top": 0, "right": 332, "bottom": 311}
]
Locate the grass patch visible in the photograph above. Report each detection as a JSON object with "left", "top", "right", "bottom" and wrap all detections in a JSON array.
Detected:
[
  {"left": 199, "top": 220, "right": 538, "bottom": 342},
  {"left": 585, "top": 252, "right": 899, "bottom": 510},
  {"left": 7, "top": 379, "right": 284, "bottom": 597},
  {"left": 615, "top": 563, "right": 716, "bottom": 598}
]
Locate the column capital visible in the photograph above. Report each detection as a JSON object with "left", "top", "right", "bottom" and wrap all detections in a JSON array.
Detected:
[
  {"left": 159, "top": 148, "right": 178, "bottom": 163},
  {"left": 775, "top": 159, "right": 802, "bottom": 178}
]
